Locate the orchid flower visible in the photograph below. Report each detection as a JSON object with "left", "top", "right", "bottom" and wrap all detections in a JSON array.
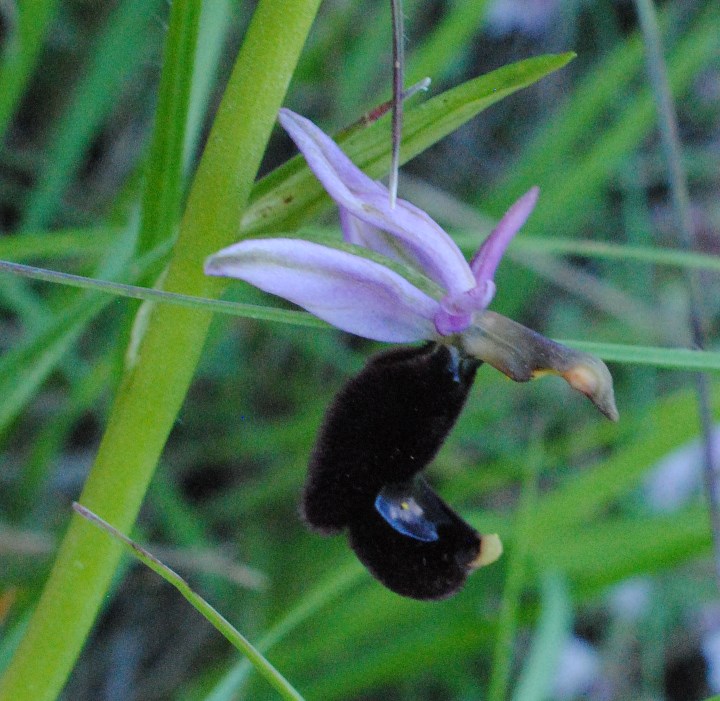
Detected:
[{"left": 205, "top": 109, "right": 618, "bottom": 600}]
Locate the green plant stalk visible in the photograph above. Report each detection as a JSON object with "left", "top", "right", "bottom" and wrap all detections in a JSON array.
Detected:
[{"left": 0, "top": 1, "right": 322, "bottom": 699}]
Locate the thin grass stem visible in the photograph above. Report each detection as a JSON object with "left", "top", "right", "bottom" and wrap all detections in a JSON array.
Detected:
[
  {"left": 389, "top": 0, "right": 405, "bottom": 207},
  {"left": 488, "top": 426, "right": 544, "bottom": 701},
  {"left": 204, "top": 564, "right": 364, "bottom": 701},
  {"left": 4, "top": 259, "right": 720, "bottom": 371},
  {"left": 633, "top": 0, "right": 720, "bottom": 589},
  {"left": 73, "top": 504, "right": 304, "bottom": 701}
]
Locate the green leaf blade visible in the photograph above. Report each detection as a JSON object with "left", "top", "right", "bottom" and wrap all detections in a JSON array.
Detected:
[{"left": 242, "top": 54, "right": 575, "bottom": 237}]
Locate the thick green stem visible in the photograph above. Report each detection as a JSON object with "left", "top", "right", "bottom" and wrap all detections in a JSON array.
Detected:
[{"left": 0, "top": 1, "right": 321, "bottom": 699}]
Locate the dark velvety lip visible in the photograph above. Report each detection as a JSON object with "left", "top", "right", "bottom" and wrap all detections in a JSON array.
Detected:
[
  {"left": 302, "top": 343, "right": 479, "bottom": 532},
  {"left": 348, "top": 475, "right": 496, "bottom": 600},
  {"left": 301, "top": 342, "right": 502, "bottom": 600}
]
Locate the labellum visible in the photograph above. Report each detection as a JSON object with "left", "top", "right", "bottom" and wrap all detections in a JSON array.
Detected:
[{"left": 303, "top": 343, "right": 502, "bottom": 600}]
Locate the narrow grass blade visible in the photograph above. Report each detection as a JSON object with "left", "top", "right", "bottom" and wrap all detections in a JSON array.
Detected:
[
  {"left": 0, "top": 259, "right": 327, "bottom": 328},
  {"left": 486, "top": 2, "right": 714, "bottom": 217},
  {"left": 72, "top": 504, "right": 304, "bottom": 701},
  {"left": 538, "top": 506, "right": 711, "bottom": 592},
  {"left": 204, "top": 564, "right": 363, "bottom": 701},
  {"left": 137, "top": 0, "right": 201, "bottom": 256},
  {"left": 471, "top": 235, "right": 720, "bottom": 274},
  {"left": 0, "top": 231, "right": 150, "bottom": 437},
  {"left": 0, "top": 228, "right": 119, "bottom": 262},
  {"left": 406, "top": 0, "right": 491, "bottom": 85},
  {"left": 488, "top": 431, "right": 543, "bottom": 701},
  {"left": 0, "top": 0, "right": 60, "bottom": 137},
  {"left": 562, "top": 341, "right": 720, "bottom": 372},
  {"left": 243, "top": 53, "right": 575, "bottom": 236},
  {"left": 13, "top": 357, "right": 114, "bottom": 519},
  {"left": 20, "top": 0, "right": 166, "bottom": 231},
  {"left": 0, "top": 292, "right": 106, "bottom": 439},
  {"left": 532, "top": 387, "right": 720, "bottom": 538},
  {"left": 5, "top": 259, "right": 720, "bottom": 372},
  {"left": 517, "top": 2, "right": 719, "bottom": 237},
  {"left": 511, "top": 571, "right": 572, "bottom": 701},
  {"left": 184, "top": 0, "right": 235, "bottom": 169}
]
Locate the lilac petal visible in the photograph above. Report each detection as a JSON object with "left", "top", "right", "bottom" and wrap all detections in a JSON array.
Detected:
[
  {"left": 434, "top": 308, "right": 472, "bottom": 336},
  {"left": 279, "top": 109, "right": 475, "bottom": 295},
  {"left": 442, "top": 280, "right": 496, "bottom": 316},
  {"left": 470, "top": 187, "right": 539, "bottom": 286},
  {"left": 279, "top": 109, "right": 385, "bottom": 197},
  {"left": 205, "top": 238, "right": 440, "bottom": 343},
  {"left": 460, "top": 311, "right": 619, "bottom": 421},
  {"left": 339, "top": 207, "right": 399, "bottom": 260},
  {"left": 339, "top": 206, "right": 419, "bottom": 269},
  {"left": 433, "top": 280, "right": 496, "bottom": 335}
]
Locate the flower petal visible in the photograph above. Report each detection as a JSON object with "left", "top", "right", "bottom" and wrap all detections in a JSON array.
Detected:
[
  {"left": 434, "top": 280, "right": 497, "bottom": 335},
  {"left": 470, "top": 186, "right": 539, "bottom": 287},
  {"left": 338, "top": 206, "right": 417, "bottom": 267},
  {"left": 205, "top": 238, "right": 439, "bottom": 343},
  {"left": 348, "top": 493, "right": 481, "bottom": 600},
  {"left": 460, "top": 311, "right": 619, "bottom": 421},
  {"left": 279, "top": 109, "right": 475, "bottom": 294}
]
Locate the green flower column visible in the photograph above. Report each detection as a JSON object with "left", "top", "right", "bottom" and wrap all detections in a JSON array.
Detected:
[{"left": 0, "top": 1, "right": 322, "bottom": 699}]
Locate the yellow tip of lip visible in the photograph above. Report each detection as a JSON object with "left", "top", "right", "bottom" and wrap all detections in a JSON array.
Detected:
[
  {"left": 562, "top": 363, "right": 619, "bottom": 422},
  {"left": 470, "top": 533, "right": 503, "bottom": 569},
  {"left": 563, "top": 364, "right": 599, "bottom": 397}
]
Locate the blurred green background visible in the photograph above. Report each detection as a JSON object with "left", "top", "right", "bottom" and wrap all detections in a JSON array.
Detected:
[{"left": 1, "top": 0, "right": 720, "bottom": 699}]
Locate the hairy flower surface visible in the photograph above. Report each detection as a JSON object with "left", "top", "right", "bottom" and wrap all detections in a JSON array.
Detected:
[{"left": 206, "top": 110, "right": 618, "bottom": 600}]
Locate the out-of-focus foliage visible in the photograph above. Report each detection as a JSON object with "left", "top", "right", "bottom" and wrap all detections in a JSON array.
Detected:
[{"left": 0, "top": 1, "right": 719, "bottom": 700}]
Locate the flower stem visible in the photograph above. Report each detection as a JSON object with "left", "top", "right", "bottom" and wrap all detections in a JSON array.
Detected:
[{"left": 0, "top": 1, "right": 321, "bottom": 699}]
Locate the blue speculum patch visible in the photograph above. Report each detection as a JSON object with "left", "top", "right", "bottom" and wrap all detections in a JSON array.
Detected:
[
  {"left": 375, "top": 477, "right": 454, "bottom": 542},
  {"left": 375, "top": 491, "right": 439, "bottom": 542}
]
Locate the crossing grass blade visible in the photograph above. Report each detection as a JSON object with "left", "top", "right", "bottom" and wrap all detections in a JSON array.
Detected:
[{"left": 73, "top": 504, "right": 306, "bottom": 701}]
